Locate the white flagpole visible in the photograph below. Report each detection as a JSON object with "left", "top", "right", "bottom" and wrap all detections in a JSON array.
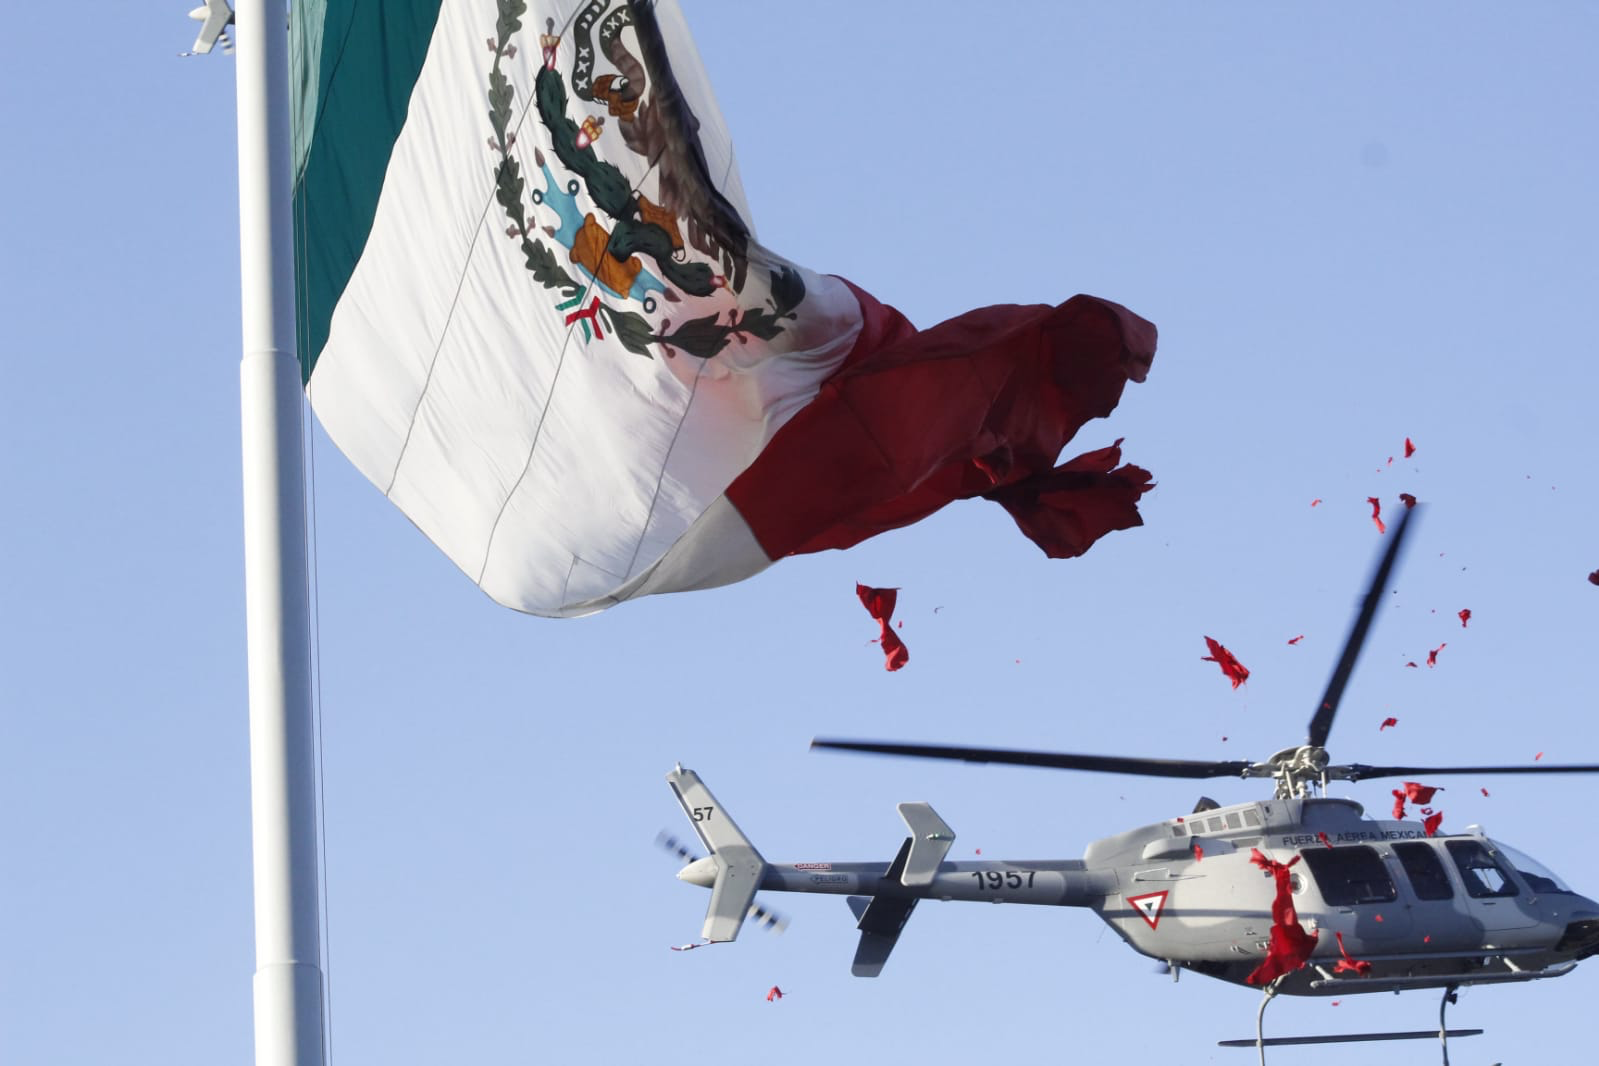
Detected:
[{"left": 234, "top": 1, "right": 328, "bottom": 1063}]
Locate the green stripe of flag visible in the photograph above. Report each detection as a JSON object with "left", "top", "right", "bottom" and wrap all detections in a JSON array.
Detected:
[{"left": 292, "top": 0, "right": 446, "bottom": 383}]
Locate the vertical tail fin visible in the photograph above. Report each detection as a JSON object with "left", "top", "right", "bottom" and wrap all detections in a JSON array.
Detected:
[{"left": 666, "top": 766, "right": 768, "bottom": 942}]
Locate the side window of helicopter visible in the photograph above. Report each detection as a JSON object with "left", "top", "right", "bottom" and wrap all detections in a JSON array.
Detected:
[
  {"left": 1297, "top": 845, "right": 1398, "bottom": 906},
  {"left": 1490, "top": 840, "right": 1574, "bottom": 895},
  {"left": 1445, "top": 840, "right": 1520, "bottom": 899},
  {"left": 1392, "top": 842, "right": 1455, "bottom": 901}
]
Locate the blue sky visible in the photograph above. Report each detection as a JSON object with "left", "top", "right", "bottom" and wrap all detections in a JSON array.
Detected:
[{"left": 3, "top": 2, "right": 1597, "bottom": 1063}]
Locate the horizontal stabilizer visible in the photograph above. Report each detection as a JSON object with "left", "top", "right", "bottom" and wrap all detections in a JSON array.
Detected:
[
  {"left": 896, "top": 802, "right": 954, "bottom": 888},
  {"left": 667, "top": 767, "right": 767, "bottom": 943}
]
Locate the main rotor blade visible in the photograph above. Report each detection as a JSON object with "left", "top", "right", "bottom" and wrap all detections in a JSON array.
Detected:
[
  {"left": 1332, "top": 762, "right": 1599, "bottom": 782},
  {"left": 1307, "top": 503, "right": 1418, "bottom": 749},
  {"left": 812, "top": 738, "right": 1254, "bottom": 780}
]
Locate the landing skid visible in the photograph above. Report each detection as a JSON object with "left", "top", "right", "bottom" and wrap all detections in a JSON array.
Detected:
[{"left": 1219, "top": 981, "right": 1480, "bottom": 1065}]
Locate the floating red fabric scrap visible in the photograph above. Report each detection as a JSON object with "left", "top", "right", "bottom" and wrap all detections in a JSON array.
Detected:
[
  {"left": 1405, "top": 662, "right": 1418, "bottom": 669},
  {"left": 1423, "top": 811, "right": 1444, "bottom": 837},
  {"left": 1380, "top": 717, "right": 1398, "bottom": 730},
  {"left": 1427, "top": 643, "right": 1445, "bottom": 668},
  {"left": 1404, "top": 437, "right": 1416, "bottom": 458},
  {"left": 1311, "top": 498, "right": 1322, "bottom": 507},
  {"left": 1287, "top": 635, "right": 1304, "bottom": 645},
  {"left": 1201, "top": 636, "right": 1250, "bottom": 688},
  {"left": 856, "top": 584, "right": 909, "bottom": 671},
  {"left": 1333, "top": 931, "right": 1372, "bottom": 976},
  {"left": 1193, "top": 843, "right": 1204, "bottom": 862},
  {"left": 1316, "top": 831, "right": 1334, "bottom": 849},
  {"left": 1403, "top": 782, "right": 1443, "bottom": 804},
  {"left": 1481, "top": 788, "right": 1490, "bottom": 797},
  {"left": 1458, "top": 608, "right": 1471, "bottom": 628},
  {"left": 1392, "top": 791, "right": 1408, "bottom": 820},
  {"left": 1245, "top": 850, "right": 1318, "bottom": 986},
  {"left": 1589, "top": 571, "right": 1599, "bottom": 586},
  {"left": 766, "top": 986, "right": 785, "bottom": 1002},
  {"left": 1367, "top": 497, "right": 1386, "bottom": 534},
  {"left": 1399, "top": 492, "right": 1417, "bottom": 509}
]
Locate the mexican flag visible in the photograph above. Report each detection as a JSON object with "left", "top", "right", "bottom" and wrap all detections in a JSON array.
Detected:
[{"left": 292, "top": 0, "right": 1157, "bottom": 618}]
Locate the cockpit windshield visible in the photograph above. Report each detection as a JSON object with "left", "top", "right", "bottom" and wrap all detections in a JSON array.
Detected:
[{"left": 1491, "top": 840, "right": 1574, "bottom": 894}]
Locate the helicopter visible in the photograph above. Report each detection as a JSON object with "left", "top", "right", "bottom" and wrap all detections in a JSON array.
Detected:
[{"left": 664, "top": 506, "right": 1599, "bottom": 1057}]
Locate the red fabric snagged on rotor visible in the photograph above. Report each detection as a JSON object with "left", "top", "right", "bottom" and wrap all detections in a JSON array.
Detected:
[
  {"left": 1367, "top": 497, "right": 1386, "bottom": 534},
  {"left": 856, "top": 584, "right": 909, "bottom": 671},
  {"left": 1202, "top": 636, "right": 1250, "bottom": 688},
  {"left": 1245, "top": 850, "right": 1318, "bottom": 986}
]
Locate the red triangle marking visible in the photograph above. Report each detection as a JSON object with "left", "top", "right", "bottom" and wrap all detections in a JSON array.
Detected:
[{"left": 1128, "top": 890, "right": 1169, "bottom": 930}]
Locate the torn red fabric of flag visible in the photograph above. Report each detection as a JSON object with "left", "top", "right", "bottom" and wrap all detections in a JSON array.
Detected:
[
  {"left": 856, "top": 584, "right": 909, "bottom": 671},
  {"left": 981, "top": 439, "right": 1154, "bottom": 559},
  {"left": 1399, "top": 492, "right": 1417, "bottom": 509},
  {"left": 1403, "top": 782, "right": 1443, "bottom": 804},
  {"left": 1481, "top": 788, "right": 1490, "bottom": 797},
  {"left": 1201, "top": 636, "right": 1250, "bottom": 688},
  {"left": 1192, "top": 843, "right": 1204, "bottom": 862},
  {"left": 1380, "top": 716, "right": 1398, "bottom": 731},
  {"left": 1311, "top": 498, "right": 1322, "bottom": 507},
  {"left": 1404, "top": 437, "right": 1416, "bottom": 458},
  {"left": 1391, "top": 791, "right": 1409, "bottom": 819},
  {"left": 1333, "top": 931, "right": 1372, "bottom": 976},
  {"left": 1422, "top": 811, "right": 1444, "bottom": 837},
  {"left": 1427, "top": 643, "right": 1445, "bottom": 668},
  {"left": 1287, "top": 635, "right": 1304, "bottom": 645},
  {"left": 1245, "top": 850, "right": 1319, "bottom": 986},
  {"left": 1316, "top": 831, "right": 1333, "bottom": 849},
  {"left": 1458, "top": 608, "right": 1471, "bottom": 628},
  {"left": 1367, "top": 497, "right": 1386, "bottom": 534},
  {"left": 766, "top": 986, "right": 785, "bottom": 1002},
  {"left": 1589, "top": 570, "right": 1599, "bottom": 586}
]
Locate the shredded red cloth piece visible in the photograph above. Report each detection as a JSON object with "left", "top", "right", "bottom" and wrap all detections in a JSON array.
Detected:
[
  {"left": 1589, "top": 571, "right": 1599, "bottom": 586},
  {"left": 1422, "top": 812, "right": 1444, "bottom": 836},
  {"left": 1380, "top": 717, "right": 1398, "bottom": 731},
  {"left": 1316, "top": 831, "right": 1334, "bottom": 849},
  {"left": 1287, "top": 635, "right": 1304, "bottom": 645},
  {"left": 1536, "top": 751, "right": 1544, "bottom": 761},
  {"left": 1201, "top": 636, "right": 1250, "bottom": 688},
  {"left": 1375, "top": 914, "right": 1384, "bottom": 923},
  {"left": 1427, "top": 643, "right": 1445, "bottom": 668},
  {"left": 766, "top": 986, "right": 785, "bottom": 1002},
  {"left": 1481, "top": 787, "right": 1490, "bottom": 797},
  {"left": 1333, "top": 931, "right": 1372, "bottom": 976},
  {"left": 1245, "top": 850, "right": 1318, "bottom": 986},
  {"left": 1404, "top": 437, "right": 1416, "bottom": 458},
  {"left": 1458, "top": 608, "right": 1471, "bottom": 628},
  {"left": 1399, "top": 492, "right": 1417, "bottom": 509},
  {"left": 1310, "top": 498, "right": 1322, "bottom": 507},
  {"left": 1366, "top": 497, "right": 1386, "bottom": 534},
  {"left": 856, "top": 584, "right": 909, "bottom": 671},
  {"left": 1193, "top": 842, "right": 1204, "bottom": 862},
  {"left": 1392, "top": 791, "right": 1408, "bottom": 820},
  {"left": 1403, "top": 782, "right": 1443, "bottom": 804}
]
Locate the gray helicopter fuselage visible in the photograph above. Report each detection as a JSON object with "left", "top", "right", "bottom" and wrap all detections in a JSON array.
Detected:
[{"left": 1082, "top": 795, "right": 1599, "bottom": 994}]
